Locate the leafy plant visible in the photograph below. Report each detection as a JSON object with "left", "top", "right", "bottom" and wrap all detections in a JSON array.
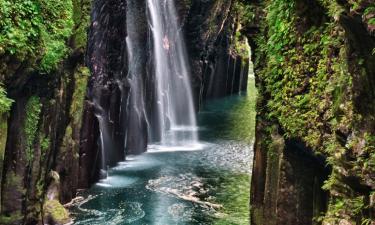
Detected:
[
  {"left": 0, "top": 86, "right": 14, "bottom": 114},
  {"left": 0, "top": 0, "right": 74, "bottom": 72},
  {"left": 24, "top": 96, "right": 42, "bottom": 162}
]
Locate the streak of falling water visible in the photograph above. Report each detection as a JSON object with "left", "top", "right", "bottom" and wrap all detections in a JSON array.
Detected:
[
  {"left": 93, "top": 101, "right": 114, "bottom": 176},
  {"left": 147, "top": 0, "right": 198, "bottom": 146},
  {"left": 125, "top": 0, "right": 150, "bottom": 153}
]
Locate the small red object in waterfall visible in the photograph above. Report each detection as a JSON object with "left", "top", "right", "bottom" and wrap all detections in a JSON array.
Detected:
[{"left": 163, "top": 35, "right": 170, "bottom": 51}]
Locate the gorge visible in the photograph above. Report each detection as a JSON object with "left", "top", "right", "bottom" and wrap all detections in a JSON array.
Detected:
[{"left": 0, "top": 0, "right": 374, "bottom": 225}]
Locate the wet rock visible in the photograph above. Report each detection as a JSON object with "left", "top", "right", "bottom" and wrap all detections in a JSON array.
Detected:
[
  {"left": 146, "top": 173, "right": 223, "bottom": 210},
  {"left": 43, "top": 200, "right": 72, "bottom": 225},
  {"left": 43, "top": 171, "right": 73, "bottom": 225}
]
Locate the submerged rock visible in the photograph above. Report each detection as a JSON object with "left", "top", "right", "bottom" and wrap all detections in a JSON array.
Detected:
[{"left": 146, "top": 173, "right": 223, "bottom": 210}]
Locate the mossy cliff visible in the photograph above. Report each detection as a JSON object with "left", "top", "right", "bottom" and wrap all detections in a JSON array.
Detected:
[
  {"left": 183, "top": 0, "right": 250, "bottom": 104},
  {"left": 245, "top": 0, "right": 375, "bottom": 224},
  {"left": 0, "top": 0, "right": 91, "bottom": 223}
]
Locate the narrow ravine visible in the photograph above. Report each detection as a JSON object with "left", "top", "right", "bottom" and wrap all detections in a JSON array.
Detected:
[
  {"left": 71, "top": 79, "right": 256, "bottom": 225},
  {"left": 71, "top": 1, "right": 255, "bottom": 224},
  {"left": 1, "top": 0, "right": 375, "bottom": 224}
]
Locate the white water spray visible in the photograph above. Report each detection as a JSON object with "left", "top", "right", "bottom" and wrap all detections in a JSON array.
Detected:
[{"left": 147, "top": 0, "right": 198, "bottom": 147}]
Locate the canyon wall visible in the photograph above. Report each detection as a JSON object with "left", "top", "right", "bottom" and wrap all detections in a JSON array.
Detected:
[
  {"left": 0, "top": 0, "right": 91, "bottom": 223},
  {"left": 247, "top": 0, "right": 375, "bottom": 224}
]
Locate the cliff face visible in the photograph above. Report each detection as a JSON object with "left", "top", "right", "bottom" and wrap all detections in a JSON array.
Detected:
[
  {"left": 184, "top": 0, "right": 249, "bottom": 104},
  {"left": 0, "top": 0, "right": 91, "bottom": 224},
  {"left": 0, "top": 0, "right": 248, "bottom": 224},
  {"left": 248, "top": 0, "right": 375, "bottom": 224}
]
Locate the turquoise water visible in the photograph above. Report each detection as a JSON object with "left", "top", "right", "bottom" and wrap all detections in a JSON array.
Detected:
[{"left": 72, "top": 84, "right": 256, "bottom": 225}]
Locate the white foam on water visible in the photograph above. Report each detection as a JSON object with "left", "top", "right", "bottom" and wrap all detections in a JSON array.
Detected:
[
  {"left": 147, "top": 142, "right": 206, "bottom": 153},
  {"left": 96, "top": 175, "right": 138, "bottom": 188}
]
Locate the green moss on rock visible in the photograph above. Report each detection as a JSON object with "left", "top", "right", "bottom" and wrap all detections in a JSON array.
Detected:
[
  {"left": 0, "top": 86, "right": 13, "bottom": 114},
  {"left": 0, "top": 0, "right": 74, "bottom": 73},
  {"left": 43, "top": 200, "right": 71, "bottom": 225},
  {"left": 248, "top": 0, "right": 375, "bottom": 223},
  {"left": 0, "top": 114, "right": 7, "bottom": 212},
  {"left": 24, "top": 96, "right": 42, "bottom": 162},
  {"left": 0, "top": 211, "right": 23, "bottom": 224}
]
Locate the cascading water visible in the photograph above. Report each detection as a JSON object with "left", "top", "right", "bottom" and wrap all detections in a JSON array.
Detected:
[
  {"left": 87, "top": 0, "right": 201, "bottom": 181},
  {"left": 147, "top": 0, "right": 198, "bottom": 148},
  {"left": 124, "top": 0, "right": 149, "bottom": 154}
]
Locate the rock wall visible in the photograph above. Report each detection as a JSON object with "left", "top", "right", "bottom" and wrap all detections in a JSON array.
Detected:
[
  {"left": 0, "top": 0, "right": 91, "bottom": 223},
  {"left": 183, "top": 0, "right": 249, "bottom": 105},
  {"left": 80, "top": 0, "right": 250, "bottom": 188},
  {"left": 0, "top": 0, "right": 249, "bottom": 224},
  {"left": 247, "top": 0, "right": 375, "bottom": 224}
]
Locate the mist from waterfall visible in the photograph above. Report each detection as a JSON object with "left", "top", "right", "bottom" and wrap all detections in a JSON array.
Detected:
[{"left": 147, "top": 0, "right": 198, "bottom": 147}]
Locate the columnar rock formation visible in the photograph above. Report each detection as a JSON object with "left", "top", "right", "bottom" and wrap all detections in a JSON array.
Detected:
[{"left": 246, "top": 0, "right": 375, "bottom": 224}]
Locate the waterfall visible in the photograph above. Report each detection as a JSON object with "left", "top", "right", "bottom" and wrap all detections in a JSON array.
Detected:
[
  {"left": 124, "top": 0, "right": 149, "bottom": 154},
  {"left": 147, "top": 0, "right": 198, "bottom": 147}
]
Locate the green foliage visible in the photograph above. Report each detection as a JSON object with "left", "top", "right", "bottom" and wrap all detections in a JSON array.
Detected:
[
  {"left": 24, "top": 96, "right": 42, "bottom": 162},
  {"left": 253, "top": 0, "right": 374, "bottom": 223},
  {"left": 234, "top": 0, "right": 256, "bottom": 27},
  {"left": 233, "top": 28, "right": 251, "bottom": 60},
  {"left": 71, "top": 0, "right": 91, "bottom": 50},
  {"left": 71, "top": 66, "right": 89, "bottom": 122},
  {"left": 0, "top": 86, "right": 13, "bottom": 114},
  {"left": 231, "top": 1, "right": 255, "bottom": 60},
  {"left": 255, "top": 0, "right": 352, "bottom": 151},
  {"left": 40, "top": 135, "right": 50, "bottom": 152},
  {"left": 0, "top": 0, "right": 73, "bottom": 72}
]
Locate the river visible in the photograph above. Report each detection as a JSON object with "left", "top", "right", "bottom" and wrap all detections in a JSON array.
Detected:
[{"left": 72, "top": 80, "right": 256, "bottom": 225}]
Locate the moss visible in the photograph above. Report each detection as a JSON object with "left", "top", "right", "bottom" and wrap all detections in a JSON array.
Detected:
[
  {"left": 0, "top": 114, "right": 7, "bottom": 162},
  {"left": 0, "top": 0, "right": 74, "bottom": 73},
  {"left": 24, "top": 96, "right": 42, "bottom": 162},
  {"left": 43, "top": 200, "right": 71, "bottom": 224},
  {"left": 0, "top": 86, "right": 13, "bottom": 114},
  {"left": 249, "top": 0, "right": 375, "bottom": 223},
  {"left": 40, "top": 135, "right": 50, "bottom": 153},
  {"left": 60, "top": 66, "right": 89, "bottom": 158},
  {"left": 71, "top": 0, "right": 91, "bottom": 50},
  {"left": 0, "top": 114, "right": 7, "bottom": 212},
  {"left": 0, "top": 211, "right": 23, "bottom": 224},
  {"left": 71, "top": 66, "right": 89, "bottom": 124}
]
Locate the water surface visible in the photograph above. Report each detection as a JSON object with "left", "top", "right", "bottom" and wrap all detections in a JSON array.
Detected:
[{"left": 73, "top": 83, "right": 256, "bottom": 225}]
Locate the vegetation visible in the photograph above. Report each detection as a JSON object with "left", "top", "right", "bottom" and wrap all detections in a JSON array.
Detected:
[
  {"left": 24, "top": 96, "right": 42, "bottom": 162},
  {"left": 43, "top": 200, "right": 71, "bottom": 224},
  {"left": 0, "top": 0, "right": 92, "bottom": 223},
  {"left": 0, "top": 86, "right": 13, "bottom": 114},
  {"left": 0, "top": 0, "right": 74, "bottom": 73},
  {"left": 250, "top": 0, "right": 375, "bottom": 223}
]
